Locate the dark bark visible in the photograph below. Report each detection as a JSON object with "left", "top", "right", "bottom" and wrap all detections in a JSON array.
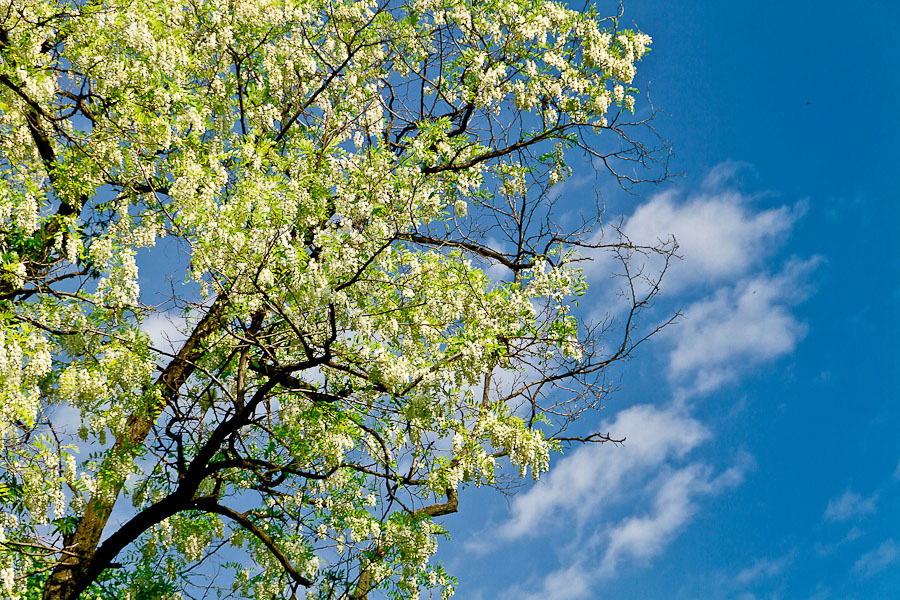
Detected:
[{"left": 41, "top": 295, "right": 230, "bottom": 600}]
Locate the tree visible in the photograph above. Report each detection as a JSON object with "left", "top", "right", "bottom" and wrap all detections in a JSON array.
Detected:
[{"left": 0, "top": 0, "right": 673, "bottom": 598}]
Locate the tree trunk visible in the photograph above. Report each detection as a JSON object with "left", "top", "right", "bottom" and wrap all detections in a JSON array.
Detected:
[{"left": 41, "top": 295, "right": 229, "bottom": 600}]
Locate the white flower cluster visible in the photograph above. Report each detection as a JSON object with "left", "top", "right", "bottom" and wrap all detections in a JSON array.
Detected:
[
  {"left": 523, "top": 255, "right": 585, "bottom": 302},
  {"left": 478, "top": 411, "right": 550, "bottom": 479},
  {"left": 0, "top": 328, "right": 53, "bottom": 438},
  {"left": 97, "top": 251, "right": 141, "bottom": 308},
  {"left": 0, "top": 566, "right": 13, "bottom": 595}
]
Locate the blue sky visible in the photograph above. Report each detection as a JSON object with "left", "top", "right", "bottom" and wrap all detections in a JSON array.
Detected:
[{"left": 435, "top": 1, "right": 900, "bottom": 599}]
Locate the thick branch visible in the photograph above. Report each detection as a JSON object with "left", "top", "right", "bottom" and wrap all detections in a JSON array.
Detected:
[
  {"left": 420, "top": 124, "right": 569, "bottom": 175},
  {"left": 411, "top": 488, "right": 459, "bottom": 519},
  {"left": 193, "top": 498, "right": 314, "bottom": 587},
  {"left": 43, "top": 294, "right": 230, "bottom": 600},
  {"left": 353, "top": 489, "right": 458, "bottom": 600}
]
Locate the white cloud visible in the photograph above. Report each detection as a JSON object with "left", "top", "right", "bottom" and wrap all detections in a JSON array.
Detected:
[
  {"left": 733, "top": 549, "right": 797, "bottom": 586},
  {"left": 814, "top": 526, "right": 864, "bottom": 557},
  {"left": 505, "top": 456, "right": 748, "bottom": 599},
  {"left": 666, "top": 259, "right": 817, "bottom": 394},
  {"left": 506, "top": 561, "right": 593, "bottom": 600},
  {"left": 479, "top": 164, "right": 813, "bottom": 596},
  {"left": 854, "top": 539, "right": 899, "bottom": 578},
  {"left": 623, "top": 191, "right": 798, "bottom": 293},
  {"left": 491, "top": 403, "right": 709, "bottom": 541},
  {"left": 481, "top": 398, "right": 753, "bottom": 596},
  {"left": 600, "top": 460, "right": 746, "bottom": 574},
  {"left": 824, "top": 490, "right": 878, "bottom": 522},
  {"left": 142, "top": 311, "right": 190, "bottom": 357},
  {"left": 700, "top": 160, "right": 749, "bottom": 190},
  {"left": 578, "top": 164, "right": 814, "bottom": 396},
  {"left": 583, "top": 163, "right": 801, "bottom": 293}
]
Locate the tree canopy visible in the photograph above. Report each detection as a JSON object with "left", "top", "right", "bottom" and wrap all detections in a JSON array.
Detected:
[{"left": 0, "top": 0, "right": 672, "bottom": 597}]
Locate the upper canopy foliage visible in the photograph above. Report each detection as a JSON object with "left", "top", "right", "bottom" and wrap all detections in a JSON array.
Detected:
[{"left": 0, "top": 0, "right": 672, "bottom": 598}]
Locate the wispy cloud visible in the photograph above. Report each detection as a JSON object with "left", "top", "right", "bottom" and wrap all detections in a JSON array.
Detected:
[
  {"left": 489, "top": 403, "right": 709, "bottom": 542},
  {"left": 733, "top": 549, "right": 798, "bottom": 586},
  {"left": 502, "top": 458, "right": 747, "bottom": 600},
  {"left": 814, "top": 526, "right": 864, "bottom": 557},
  {"left": 505, "top": 561, "right": 594, "bottom": 600},
  {"left": 483, "top": 399, "right": 751, "bottom": 600},
  {"left": 621, "top": 182, "right": 800, "bottom": 293},
  {"left": 600, "top": 461, "right": 746, "bottom": 574},
  {"left": 582, "top": 163, "right": 815, "bottom": 397},
  {"left": 584, "top": 162, "right": 801, "bottom": 285},
  {"left": 824, "top": 490, "right": 878, "bottom": 522},
  {"left": 854, "top": 539, "right": 899, "bottom": 578},
  {"left": 142, "top": 310, "right": 190, "bottom": 356},
  {"left": 667, "top": 258, "right": 818, "bottom": 394}
]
